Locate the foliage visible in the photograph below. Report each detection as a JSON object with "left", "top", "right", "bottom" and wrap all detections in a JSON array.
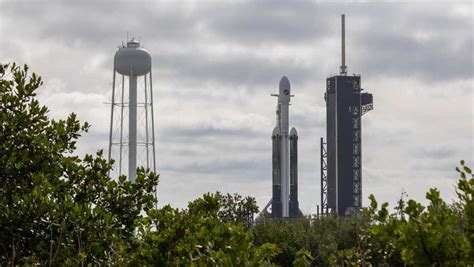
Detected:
[
  {"left": 361, "top": 160, "right": 473, "bottom": 266},
  {"left": 253, "top": 217, "right": 313, "bottom": 266},
  {"left": 292, "top": 249, "right": 314, "bottom": 267},
  {"left": 253, "top": 213, "right": 365, "bottom": 266},
  {"left": 131, "top": 193, "right": 277, "bottom": 266},
  {"left": 456, "top": 160, "right": 474, "bottom": 252},
  {"left": 0, "top": 63, "right": 159, "bottom": 265},
  {"left": 1, "top": 62, "right": 473, "bottom": 266},
  {"left": 252, "top": 162, "right": 473, "bottom": 266},
  {"left": 216, "top": 192, "right": 259, "bottom": 230}
]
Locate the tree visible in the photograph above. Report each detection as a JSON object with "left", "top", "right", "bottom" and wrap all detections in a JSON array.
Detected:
[
  {"left": 362, "top": 160, "right": 473, "bottom": 266},
  {"left": 252, "top": 214, "right": 364, "bottom": 266},
  {"left": 456, "top": 160, "right": 474, "bottom": 254},
  {"left": 216, "top": 192, "right": 259, "bottom": 229},
  {"left": 0, "top": 63, "right": 158, "bottom": 265},
  {"left": 253, "top": 217, "right": 310, "bottom": 266},
  {"left": 131, "top": 193, "right": 278, "bottom": 265},
  {"left": 251, "top": 162, "right": 473, "bottom": 266}
]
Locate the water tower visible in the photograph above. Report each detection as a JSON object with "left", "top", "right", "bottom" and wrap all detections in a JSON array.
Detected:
[{"left": 107, "top": 39, "right": 156, "bottom": 182}]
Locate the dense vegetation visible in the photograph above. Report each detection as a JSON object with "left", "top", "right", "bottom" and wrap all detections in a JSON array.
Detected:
[{"left": 1, "top": 63, "right": 472, "bottom": 266}]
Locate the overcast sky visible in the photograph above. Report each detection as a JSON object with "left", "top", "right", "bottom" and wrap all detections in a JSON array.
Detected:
[{"left": 1, "top": 0, "right": 472, "bottom": 213}]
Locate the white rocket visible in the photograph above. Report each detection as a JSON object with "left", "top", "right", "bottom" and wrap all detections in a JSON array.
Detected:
[{"left": 271, "top": 76, "right": 299, "bottom": 218}]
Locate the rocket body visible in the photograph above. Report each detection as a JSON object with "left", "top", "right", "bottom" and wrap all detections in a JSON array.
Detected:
[
  {"left": 271, "top": 76, "right": 299, "bottom": 218},
  {"left": 279, "top": 77, "right": 290, "bottom": 217},
  {"left": 289, "top": 128, "right": 299, "bottom": 217}
]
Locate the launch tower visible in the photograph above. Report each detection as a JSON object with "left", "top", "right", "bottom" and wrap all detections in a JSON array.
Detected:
[{"left": 320, "top": 15, "right": 374, "bottom": 216}]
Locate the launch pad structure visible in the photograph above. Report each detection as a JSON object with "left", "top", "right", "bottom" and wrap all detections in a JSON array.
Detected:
[{"left": 320, "top": 14, "right": 374, "bottom": 216}]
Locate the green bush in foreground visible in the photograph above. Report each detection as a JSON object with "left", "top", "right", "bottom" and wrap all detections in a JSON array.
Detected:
[
  {"left": 131, "top": 193, "right": 277, "bottom": 266},
  {"left": 251, "top": 162, "right": 473, "bottom": 267},
  {"left": 0, "top": 63, "right": 159, "bottom": 265},
  {"left": 359, "top": 161, "right": 473, "bottom": 266}
]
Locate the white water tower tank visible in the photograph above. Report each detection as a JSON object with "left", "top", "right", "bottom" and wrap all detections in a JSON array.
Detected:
[{"left": 114, "top": 39, "right": 151, "bottom": 76}]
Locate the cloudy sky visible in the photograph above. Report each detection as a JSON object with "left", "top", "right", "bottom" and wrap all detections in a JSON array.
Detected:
[{"left": 1, "top": 0, "right": 472, "bottom": 213}]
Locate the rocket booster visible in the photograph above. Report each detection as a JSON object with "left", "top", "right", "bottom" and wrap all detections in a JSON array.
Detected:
[{"left": 271, "top": 76, "right": 299, "bottom": 218}]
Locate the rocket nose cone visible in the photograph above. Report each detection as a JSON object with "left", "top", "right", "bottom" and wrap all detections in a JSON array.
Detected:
[
  {"left": 290, "top": 127, "right": 298, "bottom": 136},
  {"left": 279, "top": 76, "right": 290, "bottom": 91},
  {"left": 272, "top": 127, "right": 279, "bottom": 136},
  {"left": 279, "top": 76, "right": 291, "bottom": 98}
]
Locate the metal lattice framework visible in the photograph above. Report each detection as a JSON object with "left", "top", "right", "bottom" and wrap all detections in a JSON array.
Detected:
[
  {"left": 107, "top": 68, "right": 156, "bottom": 182},
  {"left": 320, "top": 137, "right": 329, "bottom": 214},
  {"left": 351, "top": 80, "right": 362, "bottom": 207},
  {"left": 362, "top": 103, "right": 373, "bottom": 116}
]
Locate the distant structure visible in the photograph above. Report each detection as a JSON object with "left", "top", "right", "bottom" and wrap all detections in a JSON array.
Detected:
[
  {"left": 320, "top": 15, "right": 374, "bottom": 216},
  {"left": 108, "top": 39, "right": 156, "bottom": 182},
  {"left": 261, "top": 76, "right": 299, "bottom": 218}
]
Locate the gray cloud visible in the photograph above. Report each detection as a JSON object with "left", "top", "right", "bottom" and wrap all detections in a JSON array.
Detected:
[
  {"left": 416, "top": 145, "right": 456, "bottom": 159},
  {"left": 162, "top": 159, "right": 263, "bottom": 176},
  {"left": 152, "top": 52, "right": 312, "bottom": 87},
  {"left": 356, "top": 31, "right": 472, "bottom": 81},
  {"left": 204, "top": 0, "right": 328, "bottom": 45},
  {"left": 161, "top": 126, "right": 262, "bottom": 140},
  {"left": 3, "top": 1, "right": 470, "bottom": 87}
]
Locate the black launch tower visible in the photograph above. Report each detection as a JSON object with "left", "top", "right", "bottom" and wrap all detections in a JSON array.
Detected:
[{"left": 321, "top": 14, "right": 374, "bottom": 216}]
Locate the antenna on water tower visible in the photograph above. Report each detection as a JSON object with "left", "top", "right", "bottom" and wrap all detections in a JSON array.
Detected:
[{"left": 108, "top": 38, "right": 156, "bottom": 186}]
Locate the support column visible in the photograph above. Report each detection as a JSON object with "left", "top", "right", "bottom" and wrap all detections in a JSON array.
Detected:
[{"left": 128, "top": 75, "right": 137, "bottom": 182}]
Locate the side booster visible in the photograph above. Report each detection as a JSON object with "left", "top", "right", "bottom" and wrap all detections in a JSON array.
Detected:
[
  {"left": 271, "top": 76, "right": 299, "bottom": 218},
  {"left": 289, "top": 128, "right": 299, "bottom": 218}
]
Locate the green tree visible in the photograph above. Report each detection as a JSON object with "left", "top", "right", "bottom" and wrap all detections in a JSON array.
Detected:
[
  {"left": 314, "top": 214, "right": 363, "bottom": 266},
  {"left": 252, "top": 214, "right": 365, "bottom": 266},
  {"left": 456, "top": 160, "right": 474, "bottom": 254},
  {"left": 362, "top": 160, "right": 473, "bottom": 266},
  {"left": 131, "top": 192, "right": 278, "bottom": 265},
  {"left": 0, "top": 63, "right": 158, "bottom": 265},
  {"left": 252, "top": 162, "right": 473, "bottom": 266},
  {"left": 216, "top": 192, "right": 259, "bottom": 229},
  {"left": 253, "top": 216, "right": 311, "bottom": 266}
]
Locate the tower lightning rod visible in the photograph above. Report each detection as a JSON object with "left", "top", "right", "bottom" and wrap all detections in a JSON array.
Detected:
[{"left": 340, "top": 14, "right": 347, "bottom": 75}]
